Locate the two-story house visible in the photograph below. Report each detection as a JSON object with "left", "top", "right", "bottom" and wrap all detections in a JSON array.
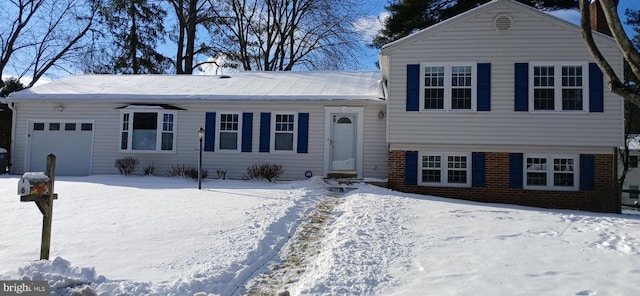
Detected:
[
  {"left": 5, "top": 0, "right": 624, "bottom": 213},
  {"left": 381, "top": 0, "right": 623, "bottom": 213}
]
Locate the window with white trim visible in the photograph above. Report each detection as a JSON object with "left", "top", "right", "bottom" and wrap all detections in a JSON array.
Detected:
[
  {"left": 120, "top": 110, "right": 176, "bottom": 152},
  {"left": 218, "top": 112, "right": 241, "bottom": 151},
  {"left": 273, "top": 113, "right": 296, "bottom": 151},
  {"left": 422, "top": 64, "right": 475, "bottom": 111},
  {"left": 524, "top": 155, "right": 579, "bottom": 190},
  {"left": 531, "top": 63, "right": 587, "bottom": 111},
  {"left": 419, "top": 152, "right": 471, "bottom": 187}
]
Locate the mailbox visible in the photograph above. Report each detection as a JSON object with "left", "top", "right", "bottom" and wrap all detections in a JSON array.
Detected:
[{"left": 18, "top": 172, "right": 51, "bottom": 196}]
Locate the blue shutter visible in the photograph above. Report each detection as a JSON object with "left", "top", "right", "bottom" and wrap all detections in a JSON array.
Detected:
[
  {"left": 297, "top": 113, "right": 309, "bottom": 153},
  {"left": 477, "top": 63, "right": 491, "bottom": 111},
  {"left": 259, "top": 113, "right": 271, "bottom": 152},
  {"left": 580, "top": 154, "right": 595, "bottom": 191},
  {"left": 406, "top": 64, "right": 420, "bottom": 111},
  {"left": 405, "top": 151, "right": 418, "bottom": 186},
  {"left": 472, "top": 152, "right": 486, "bottom": 187},
  {"left": 204, "top": 112, "right": 216, "bottom": 151},
  {"left": 514, "top": 63, "right": 529, "bottom": 111},
  {"left": 241, "top": 112, "right": 253, "bottom": 152},
  {"left": 589, "top": 63, "right": 604, "bottom": 112},
  {"left": 509, "top": 153, "right": 524, "bottom": 188}
]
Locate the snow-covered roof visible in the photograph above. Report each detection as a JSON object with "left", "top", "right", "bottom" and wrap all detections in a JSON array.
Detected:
[
  {"left": 8, "top": 71, "right": 384, "bottom": 102},
  {"left": 627, "top": 134, "right": 640, "bottom": 150}
]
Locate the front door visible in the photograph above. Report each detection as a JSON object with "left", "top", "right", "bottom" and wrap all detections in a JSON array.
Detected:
[{"left": 330, "top": 114, "right": 357, "bottom": 171}]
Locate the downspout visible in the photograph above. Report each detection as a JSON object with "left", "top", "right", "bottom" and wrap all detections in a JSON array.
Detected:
[{"left": 8, "top": 101, "right": 16, "bottom": 174}]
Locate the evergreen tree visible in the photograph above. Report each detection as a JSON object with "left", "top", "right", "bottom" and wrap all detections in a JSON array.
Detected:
[
  {"left": 94, "top": 0, "right": 172, "bottom": 74},
  {"left": 0, "top": 77, "right": 25, "bottom": 97},
  {"left": 373, "top": 0, "right": 578, "bottom": 48}
]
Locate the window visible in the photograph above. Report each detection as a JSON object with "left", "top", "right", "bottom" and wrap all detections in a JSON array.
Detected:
[
  {"left": 120, "top": 111, "right": 176, "bottom": 152},
  {"left": 419, "top": 152, "right": 471, "bottom": 187},
  {"left": 65, "top": 123, "right": 76, "bottom": 131},
  {"left": 524, "top": 155, "right": 578, "bottom": 190},
  {"left": 81, "top": 123, "right": 93, "bottom": 131},
  {"left": 49, "top": 123, "right": 60, "bottom": 131},
  {"left": 422, "top": 64, "right": 475, "bottom": 111},
  {"left": 629, "top": 185, "right": 639, "bottom": 199},
  {"left": 273, "top": 113, "right": 296, "bottom": 151},
  {"left": 33, "top": 123, "right": 45, "bottom": 130},
  {"left": 531, "top": 63, "right": 587, "bottom": 112},
  {"left": 630, "top": 155, "right": 638, "bottom": 168},
  {"left": 218, "top": 112, "right": 240, "bottom": 151}
]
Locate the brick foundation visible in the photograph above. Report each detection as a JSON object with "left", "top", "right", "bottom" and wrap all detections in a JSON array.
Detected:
[{"left": 388, "top": 150, "right": 619, "bottom": 213}]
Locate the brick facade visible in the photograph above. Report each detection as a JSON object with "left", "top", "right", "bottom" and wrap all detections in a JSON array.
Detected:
[{"left": 388, "top": 150, "right": 619, "bottom": 213}]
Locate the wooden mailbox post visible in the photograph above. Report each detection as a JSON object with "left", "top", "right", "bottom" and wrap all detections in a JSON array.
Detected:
[{"left": 19, "top": 154, "right": 57, "bottom": 260}]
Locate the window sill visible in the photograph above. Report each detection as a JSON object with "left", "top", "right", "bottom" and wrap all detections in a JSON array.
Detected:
[
  {"left": 119, "top": 150, "right": 176, "bottom": 154},
  {"left": 418, "top": 182, "right": 471, "bottom": 188},
  {"left": 523, "top": 186, "right": 578, "bottom": 191},
  {"left": 421, "top": 109, "right": 477, "bottom": 113}
]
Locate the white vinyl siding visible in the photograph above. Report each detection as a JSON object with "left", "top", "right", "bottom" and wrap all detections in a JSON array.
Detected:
[
  {"left": 9, "top": 101, "right": 387, "bottom": 180},
  {"left": 383, "top": 1, "right": 623, "bottom": 148}
]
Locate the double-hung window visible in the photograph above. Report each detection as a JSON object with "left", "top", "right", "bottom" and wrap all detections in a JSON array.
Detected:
[
  {"left": 273, "top": 113, "right": 296, "bottom": 151},
  {"left": 422, "top": 64, "right": 475, "bottom": 111},
  {"left": 524, "top": 155, "right": 578, "bottom": 190},
  {"left": 531, "top": 63, "right": 587, "bottom": 112},
  {"left": 218, "top": 112, "right": 241, "bottom": 151},
  {"left": 419, "top": 152, "right": 471, "bottom": 187},
  {"left": 120, "top": 110, "right": 176, "bottom": 152}
]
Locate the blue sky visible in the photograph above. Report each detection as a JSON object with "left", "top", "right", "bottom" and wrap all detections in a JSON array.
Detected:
[{"left": 6, "top": 0, "right": 640, "bottom": 81}]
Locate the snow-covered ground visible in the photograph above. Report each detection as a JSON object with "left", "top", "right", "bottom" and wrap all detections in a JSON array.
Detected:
[{"left": 1, "top": 175, "right": 639, "bottom": 295}]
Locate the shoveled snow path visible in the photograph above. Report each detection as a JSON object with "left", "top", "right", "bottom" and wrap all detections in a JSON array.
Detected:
[
  {"left": 2, "top": 176, "right": 640, "bottom": 295},
  {"left": 0, "top": 175, "right": 328, "bottom": 295}
]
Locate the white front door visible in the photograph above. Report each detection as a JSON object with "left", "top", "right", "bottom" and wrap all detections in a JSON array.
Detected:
[{"left": 330, "top": 114, "right": 357, "bottom": 171}]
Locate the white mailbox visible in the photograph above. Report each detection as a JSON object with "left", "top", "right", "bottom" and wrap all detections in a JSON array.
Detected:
[{"left": 18, "top": 172, "right": 51, "bottom": 196}]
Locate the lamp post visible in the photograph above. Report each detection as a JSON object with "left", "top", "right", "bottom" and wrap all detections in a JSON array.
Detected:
[{"left": 198, "top": 127, "right": 204, "bottom": 190}]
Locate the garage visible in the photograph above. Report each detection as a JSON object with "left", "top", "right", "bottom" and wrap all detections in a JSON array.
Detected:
[{"left": 28, "top": 121, "right": 93, "bottom": 176}]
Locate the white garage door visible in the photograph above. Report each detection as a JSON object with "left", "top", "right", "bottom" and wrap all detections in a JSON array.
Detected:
[{"left": 29, "top": 121, "right": 93, "bottom": 176}]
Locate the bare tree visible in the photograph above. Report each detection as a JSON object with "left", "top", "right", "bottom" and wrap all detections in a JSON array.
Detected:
[
  {"left": 579, "top": 0, "right": 640, "bottom": 198},
  {"left": 168, "top": 0, "right": 216, "bottom": 74},
  {"left": 207, "top": 0, "right": 365, "bottom": 71},
  {"left": 579, "top": 0, "right": 640, "bottom": 106},
  {"left": 0, "top": 0, "right": 99, "bottom": 88}
]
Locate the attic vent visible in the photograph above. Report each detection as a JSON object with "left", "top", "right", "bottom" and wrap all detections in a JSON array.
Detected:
[
  {"left": 219, "top": 75, "right": 231, "bottom": 79},
  {"left": 495, "top": 15, "right": 512, "bottom": 31}
]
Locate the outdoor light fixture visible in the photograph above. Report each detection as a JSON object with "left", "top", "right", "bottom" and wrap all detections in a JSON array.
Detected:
[
  {"left": 198, "top": 127, "right": 204, "bottom": 190},
  {"left": 55, "top": 105, "right": 64, "bottom": 112},
  {"left": 378, "top": 110, "right": 385, "bottom": 120}
]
